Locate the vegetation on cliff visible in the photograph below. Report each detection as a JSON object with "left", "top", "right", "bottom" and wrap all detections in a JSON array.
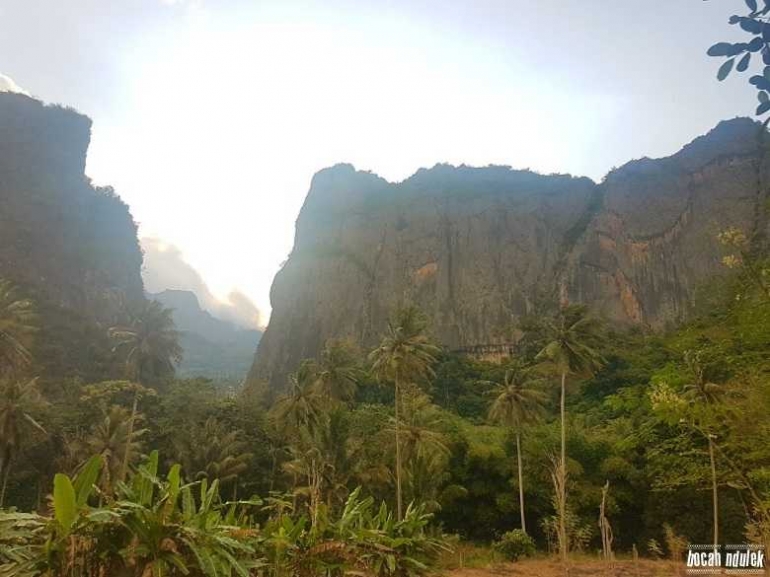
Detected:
[
  {"left": 1, "top": 236, "right": 768, "bottom": 574},
  {"left": 0, "top": 92, "right": 144, "bottom": 386},
  {"left": 248, "top": 116, "right": 766, "bottom": 394},
  {"left": 2, "top": 5, "right": 770, "bottom": 573}
]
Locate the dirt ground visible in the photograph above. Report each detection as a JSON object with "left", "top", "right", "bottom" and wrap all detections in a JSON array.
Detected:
[{"left": 444, "top": 558, "right": 685, "bottom": 577}]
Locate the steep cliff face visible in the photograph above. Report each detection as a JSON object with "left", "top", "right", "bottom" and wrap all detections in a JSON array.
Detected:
[
  {"left": 248, "top": 118, "right": 768, "bottom": 393},
  {"left": 565, "top": 118, "right": 763, "bottom": 326},
  {"left": 0, "top": 93, "right": 144, "bottom": 378}
]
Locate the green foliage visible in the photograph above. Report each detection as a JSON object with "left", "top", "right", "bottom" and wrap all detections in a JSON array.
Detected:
[
  {"left": 369, "top": 306, "right": 440, "bottom": 521},
  {"left": 0, "top": 378, "right": 47, "bottom": 506},
  {"left": 486, "top": 362, "right": 546, "bottom": 431},
  {"left": 3, "top": 233, "right": 770, "bottom": 570},
  {"left": 52, "top": 473, "right": 77, "bottom": 534},
  {"left": 108, "top": 299, "right": 183, "bottom": 387},
  {"left": 493, "top": 529, "right": 536, "bottom": 561},
  {"left": 535, "top": 305, "right": 605, "bottom": 377},
  {"left": 172, "top": 417, "right": 253, "bottom": 487},
  {"left": 0, "top": 453, "right": 447, "bottom": 577},
  {"left": 707, "top": 0, "right": 770, "bottom": 114},
  {"left": 369, "top": 306, "right": 441, "bottom": 388},
  {"left": 1, "top": 452, "right": 263, "bottom": 577},
  {"left": 0, "top": 279, "right": 37, "bottom": 377}
]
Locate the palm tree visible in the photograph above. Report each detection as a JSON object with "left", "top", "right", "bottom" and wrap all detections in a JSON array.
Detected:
[
  {"left": 172, "top": 417, "right": 252, "bottom": 495},
  {"left": 391, "top": 387, "right": 450, "bottom": 509},
  {"left": 0, "top": 378, "right": 47, "bottom": 505},
  {"left": 682, "top": 349, "right": 724, "bottom": 548},
  {"left": 394, "top": 387, "right": 449, "bottom": 466},
  {"left": 81, "top": 405, "right": 146, "bottom": 496},
  {"left": 369, "top": 306, "right": 440, "bottom": 520},
  {"left": 108, "top": 299, "right": 182, "bottom": 386},
  {"left": 282, "top": 444, "right": 331, "bottom": 527},
  {"left": 486, "top": 363, "right": 547, "bottom": 534},
  {"left": 0, "top": 280, "right": 37, "bottom": 377},
  {"left": 534, "top": 305, "right": 604, "bottom": 562},
  {"left": 109, "top": 300, "right": 181, "bottom": 483},
  {"left": 271, "top": 360, "right": 325, "bottom": 435},
  {"left": 312, "top": 406, "right": 359, "bottom": 511},
  {"left": 312, "top": 340, "right": 361, "bottom": 405}
]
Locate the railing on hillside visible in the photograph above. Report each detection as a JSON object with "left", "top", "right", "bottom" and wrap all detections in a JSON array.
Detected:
[{"left": 451, "top": 343, "right": 523, "bottom": 363}]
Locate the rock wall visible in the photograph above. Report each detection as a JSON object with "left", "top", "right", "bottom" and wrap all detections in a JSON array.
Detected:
[
  {"left": 0, "top": 93, "right": 145, "bottom": 379},
  {"left": 248, "top": 118, "right": 767, "bottom": 394}
]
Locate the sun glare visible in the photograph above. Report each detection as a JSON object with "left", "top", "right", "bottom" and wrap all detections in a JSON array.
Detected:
[{"left": 86, "top": 1, "right": 623, "bottom": 320}]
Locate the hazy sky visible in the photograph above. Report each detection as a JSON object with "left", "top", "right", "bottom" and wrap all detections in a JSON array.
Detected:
[{"left": 0, "top": 0, "right": 753, "bottom": 325}]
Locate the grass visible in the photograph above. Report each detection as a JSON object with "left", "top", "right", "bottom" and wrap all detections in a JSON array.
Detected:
[
  {"left": 438, "top": 545, "right": 685, "bottom": 577},
  {"left": 442, "top": 558, "right": 684, "bottom": 576},
  {"left": 437, "top": 540, "right": 503, "bottom": 570}
]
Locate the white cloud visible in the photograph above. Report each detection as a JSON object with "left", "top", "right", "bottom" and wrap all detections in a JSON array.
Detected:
[
  {"left": 141, "top": 237, "right": 263, "bottom": 329},
  {"left": 0, "top": 73, "right": 28, "bottom": 95}
]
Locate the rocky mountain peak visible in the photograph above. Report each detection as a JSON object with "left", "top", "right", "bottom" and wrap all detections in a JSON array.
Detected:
[{"left": 247, "top": 118, "right": 769, "bottom": 394}]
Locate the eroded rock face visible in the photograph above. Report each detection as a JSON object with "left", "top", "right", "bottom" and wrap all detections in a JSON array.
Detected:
[
  {"left": 0, "top": 93, "right": 145, "bottom": 378},
  {"left": 0, "top": 93, "right": 145, "bottom": 312},
  {"left": 248, "top": 118, "right": 768, "bottom": 394}
]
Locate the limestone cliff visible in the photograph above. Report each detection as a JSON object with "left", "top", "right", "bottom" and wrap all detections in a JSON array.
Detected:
[
  {"left": 247, "top": 118, "right": 768, "bottom": 394},
  {"left": 0, "top": 92, "right": 144, "bottom": 379}
]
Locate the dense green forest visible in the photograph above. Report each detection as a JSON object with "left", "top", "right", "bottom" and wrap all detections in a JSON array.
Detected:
[
  {"left": 2, "top": 3, "right": 770, "bottom": 575},
  {"left": 0, "top": 224, "right": 768, "bottom": 575}
]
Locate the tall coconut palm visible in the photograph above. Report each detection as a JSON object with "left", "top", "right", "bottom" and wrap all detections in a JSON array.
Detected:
[
  {"left": 312, "top": 339, "right": 361, "bottom": 405},
  {"left": 172, "top": 417, "right": 253, "bottom": 493},
  {"left": 391, "top": 387, "right": 450, "bottom": 509},
  {"left": 282, "top": 444, "right": 331, "bottom": 527},
  {"left": 393, "top": 387, "right": 449, "bottom": 466},
  {"left": 369, "top": 306, "right": 440, "bottom": 520},
  {"left": 271, "top": 360, "right": 325, "bottom": 435},
  {"left": 0, "top": 378, "right": 47, "bottom": 505},
  {"left": 682, "top": 349, "right": 724, "bottom": 548},
  {"left": 487, "top": 363, "right": 547, "bottom": 534},
  {"left": 81, "top": 404, "right": 146, "bottom": 496},
  {"left": 0, "top": 280, "right": 37, "bottom": 377},
  {"left": 312, "top": 406, "right": 359, "bottom": 511},
  {"left": 109, "top": 300, "right": 181, "bottom": 483},
  {"left": 108, "top": 300, "right": 182, "bottom": 386},
  {"left": 534, "top": 305, "right": 604, "bottom": 562}
]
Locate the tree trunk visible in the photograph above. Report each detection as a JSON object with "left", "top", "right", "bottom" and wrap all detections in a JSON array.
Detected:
[
  {"left": 119, "top": 389, "right": 139, "bottom": 484},
  {"left": 559, "top": 369, "right": 568, "bottom": 563},
  {"left": 0, "top": 454, "right": 11, "bottom": 507},
  {"left": 269, "top": 450, "right": 277, "bottom": 492},
  {"left": 395, "top": 377, "right": 403, "bottom": 521},
  {"left": 708, "top": 436, "right": 719, "bottom": 547},
  {"left": 516, "top": 431, "right": 526, "bottom": 533},
  {"left": 599, "top": 481, "right": 613, "bottom": 563}
]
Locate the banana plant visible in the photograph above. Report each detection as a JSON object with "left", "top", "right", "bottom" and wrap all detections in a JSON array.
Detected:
[
  {"left": 1, "top": 451, "right": 264, "bottom": 577},
  {"left": 2, "top": 452, "right": 448, "bottom": 577}
]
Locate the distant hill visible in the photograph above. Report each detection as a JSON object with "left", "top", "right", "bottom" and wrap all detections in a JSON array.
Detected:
[{"left": 150, "top": 289, "right": 261, "bottom": 383}]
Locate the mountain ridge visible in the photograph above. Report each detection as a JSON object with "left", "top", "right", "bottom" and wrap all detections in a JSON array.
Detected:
[
  {"left": 0, "top": 92, "right": 145, "bottom": 381},
  {"left": 247, "top": 117, "right": 769, "bottom": 395}
]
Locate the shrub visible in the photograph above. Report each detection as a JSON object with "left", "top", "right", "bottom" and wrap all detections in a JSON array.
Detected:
[
  {"left": 0, "top": 453, "right": 449, "bottom": 577},
  {"left": 493, "top": 529, "right": 536, "bottom": 561}
]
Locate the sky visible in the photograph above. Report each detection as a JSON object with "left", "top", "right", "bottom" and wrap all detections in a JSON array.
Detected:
[{"left": 0, "top": 0, "right": 755, "bottom": 328}]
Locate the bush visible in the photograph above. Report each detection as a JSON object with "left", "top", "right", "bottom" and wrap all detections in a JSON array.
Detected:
[
  {"left": 0, "top": 453, "right": 449, "bottom": 577},
  {"left": 493, "top": 529, "right": 536, "bottom": 561}
]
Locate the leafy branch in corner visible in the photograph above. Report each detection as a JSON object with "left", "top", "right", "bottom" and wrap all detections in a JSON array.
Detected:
[{"left": 706, "top": 0, "right": 770, "bottom": 115}]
